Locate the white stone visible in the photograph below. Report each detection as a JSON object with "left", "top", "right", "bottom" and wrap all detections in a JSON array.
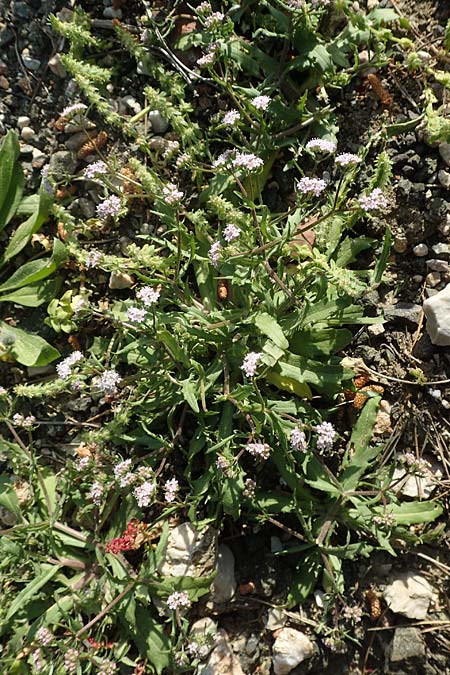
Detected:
[
  {"left": 439, "top": 142, "right": 450, "bottom": 167},
  {"left": 48, "top": 54, "right": 67, "bottom": 78},
  {"left": 148, "top": 110, "right": 169, "bottom": 134},
  {"left": 413, "top": 243, "right": 428, "bottom": 257},
  {"left": 212, "top": 544, "right": 236, "bottom": 603},
  {"left": 425, "top": 271, "right": 441, "bottom": 288},
  {"left": 122, "top": 95, "right": 141, "bottom": 115},
  {"left": 391, "top": 455, "right": 443, "bottom": 498},
  {"left": 438, "top": 169, "right": 450, "bottom": 189},
  {"left": 272, "top": 628, "right": 314, "bottom": 675},
  {"left": 265, "top": 608, "right": 287, "bottom": 631},
  {"left": 384, "top": 573, "right": 433, "bottom": 620},
  {"left": 367, "top": 0, "right": 379, "bottom": 8},
  {"left": 417, "top": 50, "right": 432, "bottom": 63},
  {"left": 432, "top": 242, "right": 450, "bottom": 255},
  {"left": 108, "top": 271, "right": 134, "bottom": 289},
  {"left": 423, "top": 283, "right": 450, "bottom": 345},
  {"left": 199, "top": 630, "right": 244, "bottom": 675},
  {"left": 20, "top": 126, "right": 35, "bottom": 140},
  {"left": 159, "top": 522, "right": 217, "bottom": 578},
  {"left": 368, "top": 322, "right": 385, "bottom": 336},
  {"left": 17, "top": 115, "right": 30, "bottom": 129}
]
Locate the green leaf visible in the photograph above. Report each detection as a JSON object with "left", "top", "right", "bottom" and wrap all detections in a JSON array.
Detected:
[
  {"left": 0, "top": 239, "right": 67, "bottom": 293},
  {"left": 265, "top": 363, "right": 313, "bottom": 399},
  {"left": 0, "top": 321, "right": 60, "bottom": 366},
  {"left": 5, "top": 565, "right": 60, "bottom": 622},
  {"left": 289, "top": 328, "right": 352, "bottom": 357},
  {"left": 3, "top": 186, "right": 53, "bottom": 262},
  {"left": 371, "top": 227, "right": 392, "bottom": 286},
  {"left": 287, "top": 553, "right": 321, "bottom": 607},
  {"left": 368, "top": 8, "right": 399, "bottom": 23},
  {"left": 383, "top": 501, "right": 443, "bottom": 525},
  {"left": 0, "top": 474, "right": 21, "bottom": 518},
  {"left": 254, "top": 312, "right": 288, "bottom": 350},
  {"left": 0, "top": 280, "right": 58, "bottom": 307},
  {"left": 181, "top": 377, "right": 200, "bottom": 413},
  {"left": 0, "top": 130, "right": 24, "bottom": 232}
]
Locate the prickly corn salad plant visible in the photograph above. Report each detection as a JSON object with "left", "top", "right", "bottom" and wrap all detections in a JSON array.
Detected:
[{"left": 0, "top": 1, "right": 446, "bottom": 674}]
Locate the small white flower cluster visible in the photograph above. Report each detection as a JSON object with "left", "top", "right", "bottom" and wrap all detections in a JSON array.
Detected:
[
  {"left": 98, "top": 660, "right": 118, "bottom": 675},
  {"left": 167, "top": 590, "right": 191, "bottom": 611},
  {"left": 136, "top": 286, "right": 160, "bottom": 306},
  {"left": 162, "top": 182, "right": 183, "bottom": 205},
  {"left": 56, "top": 351, "right": 84, "bottom": 380},
  {"left": 216, "top": 455, "right": 230, "bottom": 472},
  {"left": 358, "top": 188, "right": 389, "bottom": 211},
  {"left": 342, "top": 605, "right": 363, "bottom": 623},
  {"left": 316, "top": 421, "right": 337, "bottom": 451},
  {"left": 113, "top": 460, "right": 157, "bottom": 508},
  {"left": 246, "top": 442, "right": 270, "bottom": 460},
  {"left": 36, "top": 627, "right": 53, "bottom": 646},
  {"left": 64, "top": 648, "right": 79, "bottom": 674},
  {"left": 297, "top": 176, "right": 327, "bottom": 196},
  {"left": 186, "top": 641, "right": 211, "bottom": 659},
  {"left": 204, "top": 11, "right": 225, "bottom": 29},
  {"left": 306, "top": 138, "right": 337, "bottom": 153},
  {"left": 372, "top": 512, "right": 396, "bottom": 527},
  {"left": 222, "top": 109, "right": 241, "bottom": 126},
  {"left": 164, "top": 478, "right": 180, "bottom": 502},
  {"left": 335, "top": 152, "right": 361, "bottom": 167},
  {"left": 290, "top": 427, "right": 307, "bottom": 452},
  {"left": 209, "top": 241, "right": 222, "bottom": 267},
  {"left": 197, "top": 43, "right": 218, "bottom": 68},
  {"left": 12, "top": 413, "right": 36, "bottom": 428},
  {"left": 88, "top": 480, "right": 104, "bottom": 506},
  {"left": 32, "top": 649, "right": 44, "bottom": 673},
  {"left": 94, "top": 369, "right": 122, "bottom": 396},
  {"left": 0, "top": 386, "right": 7, "bottom": 395},
  {"left": 85, "top": 250, "right": 102, "bottom": 268},
  {"left": 61, "top": 102, "right": 87, "bottom": 118},
  {"left": 126, "top": 307, "right": 147, "bottom": 324},
  {"left": 213, "top": 150, "right": 263, "bottom": 172},
  {"left": 252, "top": 95, "right": 271, "bottom": 110},
  {"left": 96, "top": 194, "right": 122, "bottom": 220},
  {"left": 83, "top": 160, "right": 108, "bottom": 180},
  {"left": 223, "top": 223, "right": 241, "bottom": 242},
  {"left": 243, "top": 478, "right": 256, "bottom": 499},
  {"left": 241, "top": 352, "right": 262, "bottom": 378}
]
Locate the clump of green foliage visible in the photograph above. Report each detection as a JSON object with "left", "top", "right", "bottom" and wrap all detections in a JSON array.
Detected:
[{"left": 0, "top": 2, "right": 444, "bottom": 674}]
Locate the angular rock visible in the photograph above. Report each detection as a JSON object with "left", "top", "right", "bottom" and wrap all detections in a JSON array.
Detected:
[
  {"left": 108, "top": 271, "right": 134, "bottom": 289},
  {"left": 272, "top": 628, "right": 314, "bottom": 675},
  {"left": 198, "top": 629, "right": 244, "bottom": 675},
  {"left": 423, "top": 283, "right": 450, "bottom": 345},
  {"left": 391, "top": 455, "right": 443, "bottom": 499},
  {"left": 384, "top": 572, "right": 433, "bottom": 619},
  {"left": 48, "top": 54, "right": 67, "bottom": 78},
  {"left": 265, "top": 607, "right": 287, "bottom": 631},
  {"left": 159, "top": 521, "right": 217, "bottom": 578},
  {"left": 212, "top": 544, "right": 236, "bottom": 603},
  {"left": 48, "top": 150, "right": 77, "bottom": 178},
  {"left": 384, "top": 302, "right": 422, "bottom": 325},
  {"left": 438, "top": 169, "right": 450, "bottom": 188},
  {"left": 389, "top": 626, "right": 426, "bottom": 668},
  {"left": 426, "top": 259, "right": 449, "bottom": 273}
]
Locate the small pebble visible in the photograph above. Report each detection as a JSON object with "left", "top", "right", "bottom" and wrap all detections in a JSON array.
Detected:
[
  {"left": 21, "top": 126, "right": 35, "bottom": 140},
  {"left": 426, "top": 271, "right": 441, "bottom": 288},
  {"left": 393, "top": 235, "right": 408, "bottom": 253},
  {"left": 0, "top": 60, "right": 7, "bottom": 75},
  {"left": 417, "top": 50, "right": 432, "bottom": 63},
  {"left": 0, "top": 75, "right": 10, "bottom": 90},
  {"left": 148, "top": 110, "right": 169, "bottom": 134},
  {"left": 17, "top": 115, "right": 31, "bottom": 129},
  {"left": 48, "top": 54, "right": 67, "bottom": 78},
  {"left": 438, "top": 170, "right": 450, "bottom": 189},
  {"left": 412, "top": 275, "right": 423, "bottom": 283},
  {"left": 432, "top": 242, "right": 450, "bottom": 255},
  {"left": 426, "top": 259, "right": 449, "bottom": 273},
  {"left": 413, "top": 243, "right": 428, "bottom": 257},
  {"left": 368, "top": 323, "right": 385, "bottom": 336},
  {"left": 439, "top": 142, "right": 450, "bottom": 167},
  {"left": 21, "top": 54, "right": 41, "bottom": 71},
  {"left": 103, "top": 7, "right": 122, "bottom": 19}
]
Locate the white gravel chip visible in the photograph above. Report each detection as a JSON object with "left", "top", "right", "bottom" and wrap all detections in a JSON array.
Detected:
[{"left": 423, "top": 283, "right": 450, "bottom": 345}]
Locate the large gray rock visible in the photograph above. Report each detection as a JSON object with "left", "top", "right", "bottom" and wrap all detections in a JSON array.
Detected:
[
  {"left": 272, "top": 628, "right": 315, "bottom": 675},
  {"left": 423, "top": 283, "right": 450, "bottom": 345},
  {"left": 388, "top": 627, "right": 426, "bottom": 672},
  {"left": 384, "top": 572, "right": 433, "bottom": 619}
]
